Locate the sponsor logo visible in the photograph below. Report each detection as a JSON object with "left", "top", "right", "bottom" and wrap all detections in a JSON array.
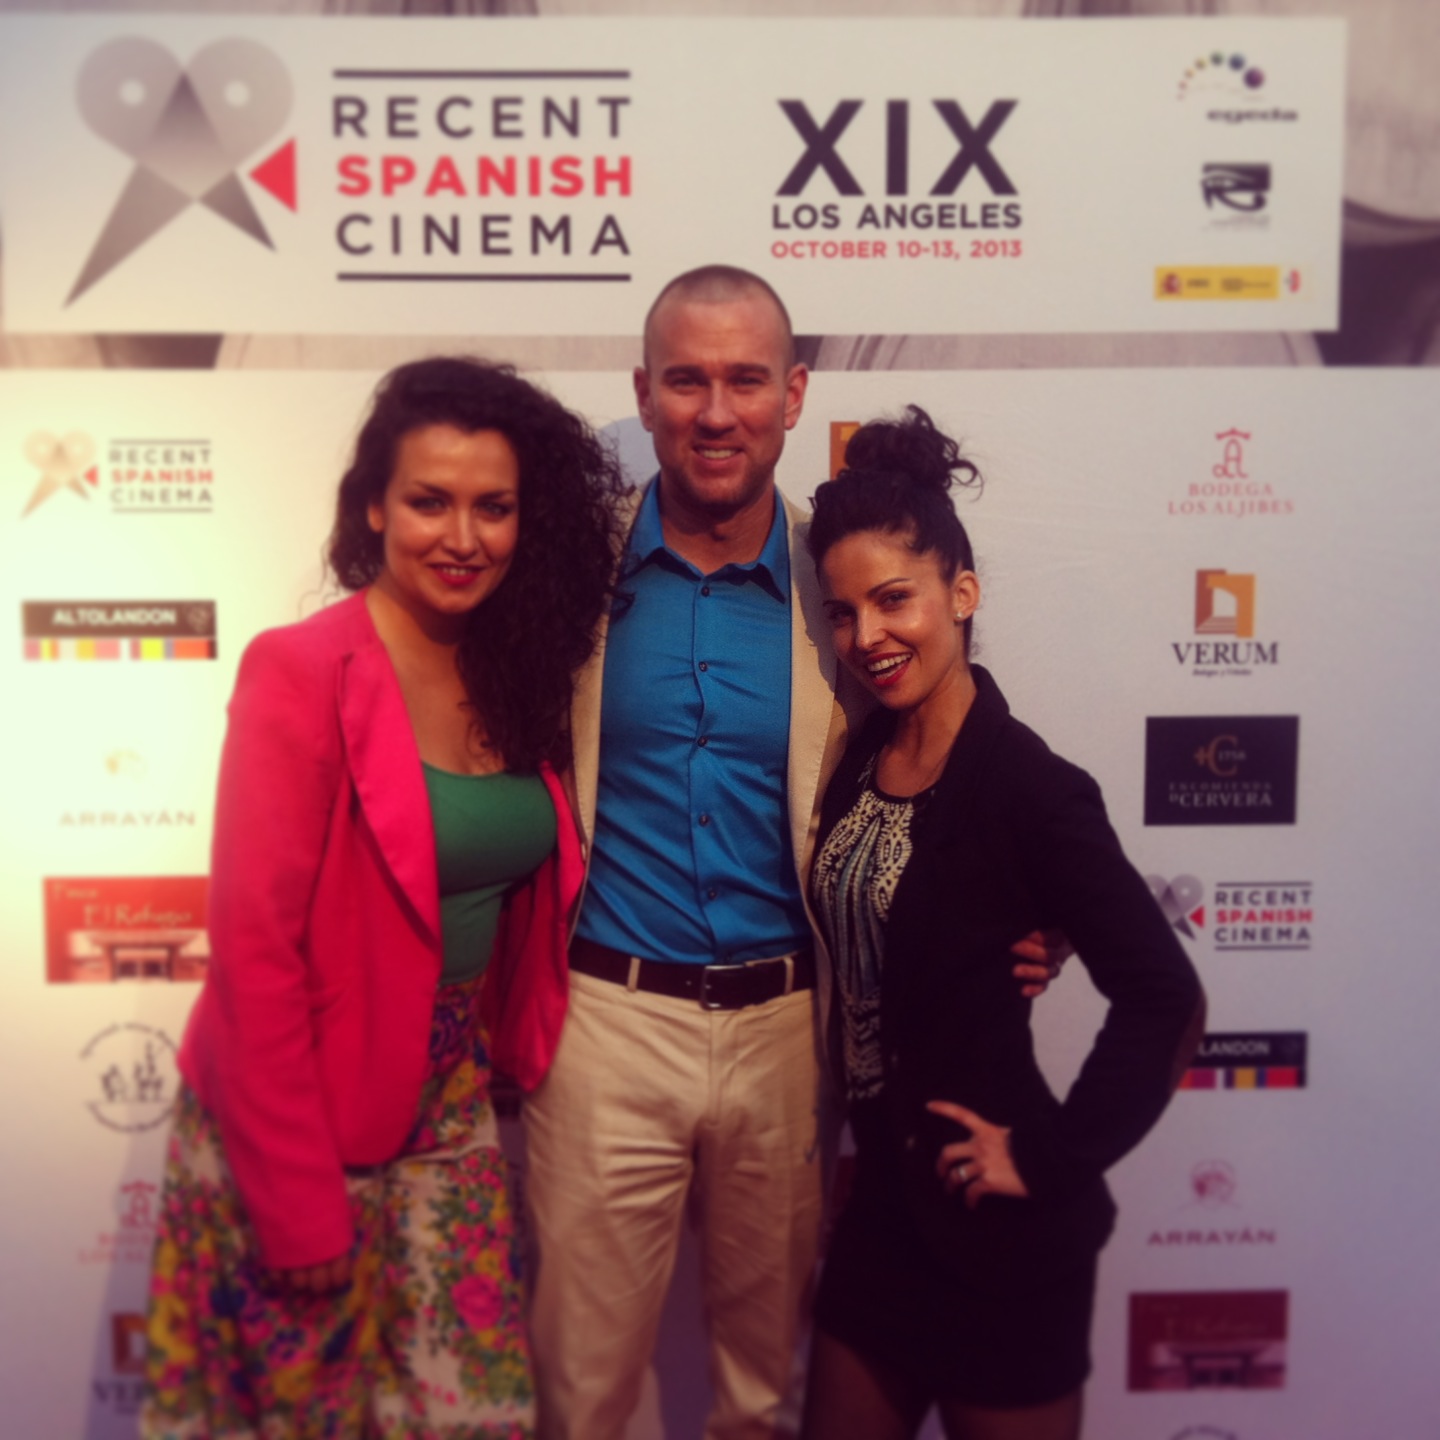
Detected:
[
  {"left": 1154, "top": 265, "right": 1282, "bottom": 301},
  {"left": 1146, "top": 1161, "right": 1278, "bottom": 1249},
  {"left": 1213, "top": 880, "right": 1313, "bottom": 951},
  {"left": 1147, "top": 874, "right": 1206, "bottom": 939},
  {"left": 1177, "top": 51, "right": 1297, "bottom": 126},
  {"left": 20, "top": 432, "right": 99, "bottom": 516},
  {"left": 21, "top": 433, "right": 216, "bottom": 517},
  {"left": 1179, "top": 1031, "right": 1307, "bottom": 1090},
  {"left": 1168, "top": 428, "right": 1295, "bottom": 519},
  {"left": 78, "top": 1180, "right": 161, "bottom": 1266},
  {"left": 331, "top": 65, "right": 633, "bottom": 280},
  {"left": 1201, "top": 162, "right": 1270, "bottom": 216},
  {"left": 22, "top": 600, "right": 217, "bottom": 660},
  {"left": 80, "top": 1023, "right": 179, "bottom": 1132},
  {"left": 1129, "top": 1290, "right": 1288, "bottom": 1391},
  {"left": 830, "top": 421, "right": 861, "bottom": 480},
  {"left": 1172, "top": 570, "right": 1277, "bottom": 676},
  {"left": 70, "top": 37, "right": 295, "bottom": 305},
  {"left": 92, "top": 1311, "right": 148, "bottom": 1415},
  {"left": 1144, "top": 716, "right": 1299, "bottom": 826},
  {"left": 45, "top": 877, "right": 209, "bottom": 983}
]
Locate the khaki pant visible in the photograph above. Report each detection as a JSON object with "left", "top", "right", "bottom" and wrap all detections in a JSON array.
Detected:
[{"left": 524, "top": 969, "right": 824, "bottom": 1440}]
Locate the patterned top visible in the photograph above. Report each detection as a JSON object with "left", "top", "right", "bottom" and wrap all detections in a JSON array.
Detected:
[{"left": 811, "top": 754, "right": 932, "bottom": 1103}]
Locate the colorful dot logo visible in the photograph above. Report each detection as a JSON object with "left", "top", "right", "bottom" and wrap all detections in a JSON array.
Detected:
[{"left": 1178, "top": 53, "right": 1265, "bottom": 99}]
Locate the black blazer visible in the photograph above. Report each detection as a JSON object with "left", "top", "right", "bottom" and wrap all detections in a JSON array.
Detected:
[{"left": 816, "top": 665, "right": 1203, "bottom": 1294}]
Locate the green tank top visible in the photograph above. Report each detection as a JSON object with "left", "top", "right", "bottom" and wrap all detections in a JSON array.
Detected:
[{"left": 422, "top": 764, "right": 557, "bottom": 985}]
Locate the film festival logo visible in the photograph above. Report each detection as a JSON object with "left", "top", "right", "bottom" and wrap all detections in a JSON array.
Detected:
[
  {"left": 1146, "top": 1161, "right": 1277, "bottom": 1250},
  {"left": 1147, "top": 874, "right": 1206, "bottom": 940},
  {"left": 80, "top": 1022, "right": 179, "bottom": 1133},
  {"left": 69, "top": 36, "right": 296, "bottom": 305},
  {"left": 21, "top": 433, "right": 216, "bottom": 517},
  {"left": 771, "top": 93, "right": 1022, "bottom": 241}
]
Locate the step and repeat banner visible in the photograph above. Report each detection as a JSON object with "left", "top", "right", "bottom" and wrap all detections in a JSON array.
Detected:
[{"left": 2, "top": 11, "right": 1439, "bottom": 1440}]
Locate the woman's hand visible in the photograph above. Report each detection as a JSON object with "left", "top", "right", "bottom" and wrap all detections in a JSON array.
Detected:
[
  {"left": 927, "top": 1100, "right": 1030, "bottom": 1210},
  {"left": 263, "top": 1252, "right": 354, "bottom": 1296}
]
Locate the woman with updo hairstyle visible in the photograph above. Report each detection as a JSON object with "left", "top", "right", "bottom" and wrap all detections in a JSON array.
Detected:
[
  {"left": 140, "top": 357, "right": 627, "bottom": 1439},
  {"left": 801, "top": 406, "right": 1204, "bottom": 1440}
]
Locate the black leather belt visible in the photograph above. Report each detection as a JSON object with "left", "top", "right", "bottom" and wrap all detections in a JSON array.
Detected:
[{"left": 570, "top": 936, "right": 815, "bottom": 1011}]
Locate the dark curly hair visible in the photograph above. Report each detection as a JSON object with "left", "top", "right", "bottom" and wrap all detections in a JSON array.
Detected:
[
  {"left": 328, "top": 356, "right": 629, "bottom": 771},
  {"left": 807, "top": 404, "right": 983, "bottom": 652}
]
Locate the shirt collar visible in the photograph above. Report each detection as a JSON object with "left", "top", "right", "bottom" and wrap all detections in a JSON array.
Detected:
[{"left": 626, "top": 477, "right": 790, "bottom": 602}]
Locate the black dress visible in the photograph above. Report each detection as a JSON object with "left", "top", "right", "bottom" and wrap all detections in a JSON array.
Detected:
[{"left": 809, "top": 666, "right": 1202, "bottom": 1407}]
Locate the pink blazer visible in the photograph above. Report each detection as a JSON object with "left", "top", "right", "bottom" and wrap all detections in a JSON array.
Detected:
[{"left": 179, "top": 591, "right": 584, "bottom": 1269}]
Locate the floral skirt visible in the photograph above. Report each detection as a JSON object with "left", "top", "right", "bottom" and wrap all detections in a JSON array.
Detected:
[{"left": 140, "top": 975, "right": 534, "bottom": 1439}]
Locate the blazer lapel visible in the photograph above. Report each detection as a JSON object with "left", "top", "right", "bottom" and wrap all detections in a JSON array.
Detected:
[{"left": 338, "top": 636, "right": 441, "bottom": 945}]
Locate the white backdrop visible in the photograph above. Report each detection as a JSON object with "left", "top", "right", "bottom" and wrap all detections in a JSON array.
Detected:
[{"left": 3, "top": 9, "right": 1440, "bottom": 1440}]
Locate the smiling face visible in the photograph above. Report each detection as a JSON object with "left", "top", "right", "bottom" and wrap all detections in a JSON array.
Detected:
[
  {"left": 634, "top": 290, "right": 807, "bottom": 528},
  {"left": 366, "top": 424, "right": 520, "bottom": 638},
  {"left": 820, "top": 528, "right": 978, "bottom": 717}
]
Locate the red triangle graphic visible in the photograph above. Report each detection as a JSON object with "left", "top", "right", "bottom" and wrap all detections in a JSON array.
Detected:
[
  {"left": 1191, "top": 905, "right": 1205, "bottom": 929},
  {"left": 250, "top": 139, "right": 297, "bottom": 212},
  {"left": 83, "top": 466, "right": 99, "bottom": 487}
]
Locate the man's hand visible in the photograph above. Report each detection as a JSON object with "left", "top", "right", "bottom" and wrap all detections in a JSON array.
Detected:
[{"left": 1009, "top": 928, "right": 1072, "bottom": 998}]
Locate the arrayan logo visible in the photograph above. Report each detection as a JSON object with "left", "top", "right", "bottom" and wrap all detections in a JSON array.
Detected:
[
  {"left": 70, "top": 36, "right": 295, "bottom": 305},
  {"left": 1146, "top": 1161, "right": 1278, "bottom": 1249}
]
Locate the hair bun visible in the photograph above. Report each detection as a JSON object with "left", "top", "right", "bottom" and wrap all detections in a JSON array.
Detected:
[{"left": 841, "top": 404, "right": 977, "bottom": 495}]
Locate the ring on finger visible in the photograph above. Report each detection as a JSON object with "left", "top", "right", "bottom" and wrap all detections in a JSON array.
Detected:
[{"left": 951, "top": 1162, "right": 970, "bottom": 1184}]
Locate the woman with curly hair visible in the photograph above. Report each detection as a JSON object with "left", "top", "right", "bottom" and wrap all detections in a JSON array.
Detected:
[
  {"left": 800, "top": 407, "right": 1203, "bottom": 1440},
  {"left": 139, "top": 357, "right": 627, "bottom": 1439}
]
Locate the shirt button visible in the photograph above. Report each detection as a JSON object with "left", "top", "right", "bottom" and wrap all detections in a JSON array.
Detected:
[
  {"left": 698, "top": 661, "right": 709, "bottom": 672},
  {"left": 698, "top": 814, "right": 710, "bottom": 827},
  {"left": 701, "top": 585, "right": 711, "bottom": 597},
  {"left": 697, "top": 736, "right": 709, "bottom": 747}
]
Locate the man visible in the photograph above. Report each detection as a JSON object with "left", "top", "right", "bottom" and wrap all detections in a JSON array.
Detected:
[{"left": 523, "top": 266, "right": 1052, "bottom": 1440}]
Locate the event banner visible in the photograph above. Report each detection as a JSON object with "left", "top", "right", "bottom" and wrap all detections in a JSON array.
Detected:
[{"left": 0, "top": 16, "right": 1344, "bottom": 337}]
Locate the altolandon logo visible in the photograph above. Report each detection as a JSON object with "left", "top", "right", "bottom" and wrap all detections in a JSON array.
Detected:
[
  {"left": 1144, "top": 715, "right": 1298, "bottom": 825},
  {"left": 70, "top": 37, "right": 295, "bottom": 305},
  {"left": 21, "top": 433, "right": 215, "bottom": 516},
  {"left": 22, "top": 600, "right": 217, "bottom": 660},
  {"left": 329, "top": 68, "right": 633, "bottom": 282},
  {"left": 1178, "top": 1031, "right": 1307, "bottom": 1090}
]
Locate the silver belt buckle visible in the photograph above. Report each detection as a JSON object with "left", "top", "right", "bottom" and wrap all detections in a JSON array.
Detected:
[{"left": 699, "top": 961, "right": 748, "bottom": 1011}]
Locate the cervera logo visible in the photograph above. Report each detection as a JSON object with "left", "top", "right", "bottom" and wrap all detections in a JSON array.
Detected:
[
  {"left": 22, "top": 600, "right": 217, "bottom": 660},
  {"left": 1178, "top": 1031, "right": 1307, "bottom": 1091},
  {"left": 1128, "top": 1290, "right": 1288, "bottom": 1391},
  {"left": 70, "top": 37, "right": 295, "bottom": 305},
  {"left": 21, "top": 432, "right": 215, "bottom": 517},
  {"left": 770, "top": 96, "right": 1022, "bottom": 260},
  {"left": 1144, "top": 715, "right": 1298, "bottom": 825}
]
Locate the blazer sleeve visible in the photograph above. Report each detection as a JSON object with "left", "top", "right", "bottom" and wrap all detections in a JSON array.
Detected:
[
  {"left": 1006, "top": 761, "right": 1205, "bottom": 1203},
  {"left": 195, "top": 627, "right": 354, "bottom": 1268}
]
